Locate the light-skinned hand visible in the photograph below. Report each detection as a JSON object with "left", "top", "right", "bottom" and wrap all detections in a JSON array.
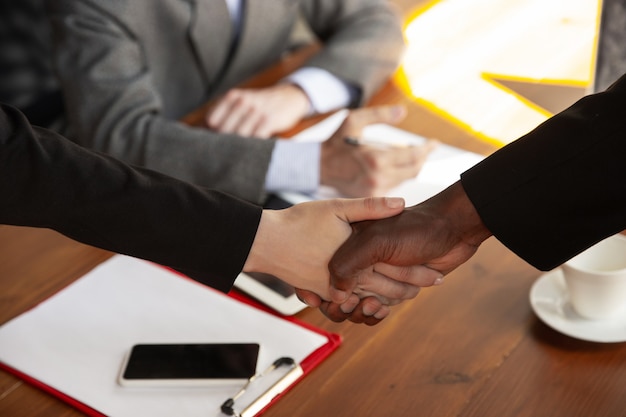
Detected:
[
  {"left": 205, "top": 84, "right": 310, "bottom": 138},
  {"left": 243, "top": 196, "right": 432, "bottom": 304},
  {"left": 320, "top": 105, "right": 438, "bottom": 197},
  {"left": 296, "top": 260, "right": 444, "bottom": 325}
]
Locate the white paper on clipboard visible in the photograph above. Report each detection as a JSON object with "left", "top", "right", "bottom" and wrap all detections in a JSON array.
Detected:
[{"left": 0, "top": 255, "right": 328, "bottom": 417}]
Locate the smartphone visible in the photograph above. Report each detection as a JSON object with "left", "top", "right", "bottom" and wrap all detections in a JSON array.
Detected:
[{"left": 118, "top": 343, "right": 260, "bottom": 387}]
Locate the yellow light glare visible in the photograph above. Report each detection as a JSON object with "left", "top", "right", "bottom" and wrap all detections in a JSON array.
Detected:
[{"left": 397, "top": 0, "right": 601, "bottom": 146}]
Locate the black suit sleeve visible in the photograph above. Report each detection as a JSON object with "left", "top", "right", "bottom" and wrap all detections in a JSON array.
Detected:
[
  {"left": 0, "top": 104, "right": 262, "bottom": 292},
  {"left": 461, "top": 75, "right": 626, "bottom": 271}
]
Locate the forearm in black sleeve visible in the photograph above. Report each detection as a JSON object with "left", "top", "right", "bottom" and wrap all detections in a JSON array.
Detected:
[
  {"left": 0, "top": 104, "right": 262, "bottom": 292},
  {"left": 461, "top": 75, "right": 626, "bottom": 270}
]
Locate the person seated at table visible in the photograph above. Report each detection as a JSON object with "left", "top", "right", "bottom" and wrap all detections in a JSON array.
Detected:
[
  {"left": 46, "top": 0, "right": 436, "bottom": 204},
  {"left": 1, "top": 102, "right": 438, "bottom": 320}
]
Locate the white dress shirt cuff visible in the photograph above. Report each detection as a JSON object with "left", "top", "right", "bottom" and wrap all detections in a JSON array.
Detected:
[
  {"left": 265, "top": 140, "right": 320, "bottom": 194},
  {"left": 285, "top": 67, "right": 358, "bottom": 114}
]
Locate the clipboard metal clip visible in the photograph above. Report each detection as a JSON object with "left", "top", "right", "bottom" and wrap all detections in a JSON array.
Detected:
[{"left": 221, "top": 357, "right": 303, "bottom": 417}]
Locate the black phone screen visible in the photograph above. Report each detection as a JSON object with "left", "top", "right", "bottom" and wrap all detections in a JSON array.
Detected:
[{"left": 122, "top": 343, "right": 259, "bottom": 380}]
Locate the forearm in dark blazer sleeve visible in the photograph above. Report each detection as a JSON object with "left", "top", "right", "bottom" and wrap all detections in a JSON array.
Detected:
[
  {"left": 0, "top": 104, "right": 262, "bottom": 292},
  {"left": 300, "top": 0, "right": 405, "bottom": 104},
  {"left": 461, "top": 74, "right": 626, "bottom": 271}
]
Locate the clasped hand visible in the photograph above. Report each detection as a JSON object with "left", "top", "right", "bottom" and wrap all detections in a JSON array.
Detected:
[
  {"left": 243, "top": 189, "right": 480, "bottom": 326},
  {"left": 244, "top": 181, "right": 491, "bottom": 326},
  {"left": 300, "top": 181, "right": 491, "bottom": 325}
]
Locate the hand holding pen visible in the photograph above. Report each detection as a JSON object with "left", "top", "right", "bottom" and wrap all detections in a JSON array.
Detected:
[{"left": 319, "top": 105, "right": 438, "bottom": 197}]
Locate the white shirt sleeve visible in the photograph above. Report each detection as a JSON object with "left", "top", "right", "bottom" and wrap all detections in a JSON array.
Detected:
[
  {"left": 285, "top": 67, "right": 359, "bottom": 114},
  {"left": 264, "top": 140, "right": 320, "bottom": 194}
]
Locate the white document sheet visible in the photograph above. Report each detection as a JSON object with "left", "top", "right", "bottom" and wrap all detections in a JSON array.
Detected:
[
  {"left": 0, "top": 255, "right": 327, "bottom": 417},
  {"left": 283, "top": 110, "right": 486, "bottom": 206}
]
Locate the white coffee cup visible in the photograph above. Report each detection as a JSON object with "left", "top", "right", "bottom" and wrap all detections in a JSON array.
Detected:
[{"left": 561, "top": 234, "right": 626, "bottom": 320}]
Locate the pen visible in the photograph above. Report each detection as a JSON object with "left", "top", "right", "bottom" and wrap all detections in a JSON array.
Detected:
[
  {"left": 343, "top": 136, "right": 362, "bottom": 146},
  {"left": 343, "top": 136, "right": 416, "bottom": 149}
]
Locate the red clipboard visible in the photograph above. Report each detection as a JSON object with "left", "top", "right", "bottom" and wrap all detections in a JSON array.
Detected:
[{"left": 0, "top": 260, "right": 342, "bottom": 417}]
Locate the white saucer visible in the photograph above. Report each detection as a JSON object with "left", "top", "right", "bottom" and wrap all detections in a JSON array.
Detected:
[{"left": 529, "top": 269, "right": 626, "bottom": 343}]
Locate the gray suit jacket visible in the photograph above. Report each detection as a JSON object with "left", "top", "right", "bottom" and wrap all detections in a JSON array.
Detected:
[{"left": 47, "top": 0, "right": 404, "bottom": 203}]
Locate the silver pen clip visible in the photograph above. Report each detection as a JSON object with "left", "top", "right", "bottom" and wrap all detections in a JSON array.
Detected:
[{"left": 220, "top": 357, "right": 303, "bottom": 417}]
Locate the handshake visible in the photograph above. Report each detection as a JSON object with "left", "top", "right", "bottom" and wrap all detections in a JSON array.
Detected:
[{"left": 242, "top": 181, "right": 492, "bottom": 325}]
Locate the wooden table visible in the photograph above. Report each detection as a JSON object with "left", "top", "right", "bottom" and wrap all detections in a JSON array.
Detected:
[
  {"left": 3, "top": 3, "right": 626, "bottom": 416},
  {"left": 4, "top": 224, "right": 626, "bottom": 417}
]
